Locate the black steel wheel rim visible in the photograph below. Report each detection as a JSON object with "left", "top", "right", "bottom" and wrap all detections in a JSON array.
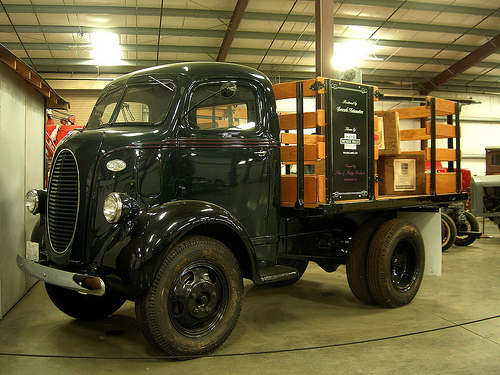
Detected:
[
  {"left": 455, "top": 219, "right": 471, "bottom": 241},
  {"left": 169, "top": 260, "right": 228, "bottom": 338},
  {"left": 390, "top": 240, "right": 417, "bottom": 292}
]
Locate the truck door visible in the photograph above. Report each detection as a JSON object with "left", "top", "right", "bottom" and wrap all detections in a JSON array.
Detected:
[{"left": 177, "top": 80, "right": 275, "bottom": 265}]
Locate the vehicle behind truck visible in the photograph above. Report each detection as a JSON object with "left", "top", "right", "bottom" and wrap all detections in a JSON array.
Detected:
[{"left": 19, "top": 62, "right": 470, "bottom": 358}]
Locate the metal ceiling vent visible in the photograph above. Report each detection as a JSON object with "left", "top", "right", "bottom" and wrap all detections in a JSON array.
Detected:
[{"left": 47, "top": 149, "right": 80, "bottom": 254}]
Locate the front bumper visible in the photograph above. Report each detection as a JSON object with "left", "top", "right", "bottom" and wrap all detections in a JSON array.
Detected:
[{"left": 16, "top": 255, "right": 105, "bottom": 296}]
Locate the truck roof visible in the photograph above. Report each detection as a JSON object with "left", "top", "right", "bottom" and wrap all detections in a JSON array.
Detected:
[{"left": 109, "top": 62, "right": 273, "bottom": 89}]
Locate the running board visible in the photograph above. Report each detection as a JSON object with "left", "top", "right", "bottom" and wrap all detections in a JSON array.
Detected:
[{"left": 258, "top": 265, "right": 298, "bottom": 284}]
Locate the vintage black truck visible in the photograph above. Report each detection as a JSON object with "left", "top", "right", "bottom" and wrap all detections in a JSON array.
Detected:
[{"left": 18, "top": 62, "right": 470, "bottom": 358}]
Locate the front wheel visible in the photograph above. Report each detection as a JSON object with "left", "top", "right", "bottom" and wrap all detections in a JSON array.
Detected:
[
  {"left": 135, "top": 236, "right": 243, "bottom": 358},
  {"left": 367, "top": 219, "right": 425, "bottom": 308},
  {"left": 45, "top": 283, "right": 126, "bottom": 320}
]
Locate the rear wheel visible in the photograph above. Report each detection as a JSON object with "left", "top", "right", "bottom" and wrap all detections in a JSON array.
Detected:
[
  {"left": 441, "top": 213, "right": 457, "bottom": 251},
  {"left": 346, "top": 218, "right": 386, "bottom": 305},
  {"left": 455, "top": 211, "right": 479, "bottom": 247},
  {"left": 45, "top": 283, "right": 126, "bottom": 320},
  {"left": 135, "top": 236, "right": 243, "bottom": 358},
  {"left": 367, "top": 219, "right": 425, "bottom": 308}
]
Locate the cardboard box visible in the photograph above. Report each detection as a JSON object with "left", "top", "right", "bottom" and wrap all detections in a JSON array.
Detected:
[
  {"left": 377, "top": 154, "right": 425, "bottom": 195},
  {"left": 374, "top": 110, "right": 401, "bottom": 156}
]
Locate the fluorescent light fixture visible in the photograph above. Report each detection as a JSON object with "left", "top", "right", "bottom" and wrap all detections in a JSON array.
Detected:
[
  {"left": 91, "top": 32, "right": 122, "bottom": 65},
  {"left": 332, "top": 40, "right": 374, "bottom": 70}
]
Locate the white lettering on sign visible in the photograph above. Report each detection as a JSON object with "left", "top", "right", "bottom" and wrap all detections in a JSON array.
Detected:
[
  {"left": 336, "top": 106, "right": 364, "bottom": 115},
  {"left": 340, "top": 133, "right": 361, "bottom": 150}
]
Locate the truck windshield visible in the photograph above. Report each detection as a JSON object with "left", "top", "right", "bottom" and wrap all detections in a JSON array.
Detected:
[{"left": 86, "top": 81, "right": 175, "bottom": 130}]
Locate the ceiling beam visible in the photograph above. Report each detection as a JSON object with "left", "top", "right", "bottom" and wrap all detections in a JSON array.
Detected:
[
  {"left": 24, "top": 58, "right": 500, "bottom": 82},
  {"left": 420, "top": 32, "right": 500, "bottom": 95},
  {"left": 216, "top": 0, "right": 249, "bottom": 62},
  {"left": 4, "top": 1, "right": 497, "bottom": 18},
  {"left": 0, "top": 37, "right": 487, "bottom": 55},
  {"left": 6, "top": 42, "right": 500, "bottom": 72},
  {"left": 1, "top": 17, "right": 498, "bottom": 39}
]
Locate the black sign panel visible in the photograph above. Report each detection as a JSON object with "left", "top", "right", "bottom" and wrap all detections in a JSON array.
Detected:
[{"left": 329, "top": 81, "right": 371, "bottom": 200}]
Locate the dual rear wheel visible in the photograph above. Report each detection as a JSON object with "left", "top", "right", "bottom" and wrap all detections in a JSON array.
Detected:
[{"left": 347, "top": 218, "right": 425, "bottom": 308}]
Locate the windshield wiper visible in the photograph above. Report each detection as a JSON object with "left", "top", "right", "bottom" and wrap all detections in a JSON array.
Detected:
[{"left": 148, "top": 76, "right": 174, "bottom": 91}]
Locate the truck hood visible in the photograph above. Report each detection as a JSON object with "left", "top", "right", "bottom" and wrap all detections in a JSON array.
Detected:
[{"left": 46, "top": 127, "right": 176, "bottom": 271}]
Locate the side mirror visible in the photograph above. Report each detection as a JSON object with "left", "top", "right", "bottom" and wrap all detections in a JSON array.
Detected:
[{"left": 221, "top": 82, "right": 237, "bottom": 98}]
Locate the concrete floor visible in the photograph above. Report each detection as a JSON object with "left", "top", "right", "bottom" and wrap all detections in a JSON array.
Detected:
[{"left": 1, "top": 220, "right": 500, "bottom": 374}]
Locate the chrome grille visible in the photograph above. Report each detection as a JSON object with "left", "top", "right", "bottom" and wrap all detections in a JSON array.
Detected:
[{"left": 47, "top": 150, "right": 79, "bottom": 254}]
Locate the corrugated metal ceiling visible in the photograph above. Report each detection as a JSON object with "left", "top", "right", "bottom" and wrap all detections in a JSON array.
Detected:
[{"left": 0, "top": 0, "right": 499, "bottom": 94}]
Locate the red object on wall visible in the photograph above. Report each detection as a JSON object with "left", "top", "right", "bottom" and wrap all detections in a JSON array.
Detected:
[{"left": 45, "top": 111, "right": 82, "bottom": 163}]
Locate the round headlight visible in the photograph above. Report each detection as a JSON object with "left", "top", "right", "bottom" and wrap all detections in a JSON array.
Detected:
[
  {"left": 26, "top": 190, "right": 40, "bottom": 214},
  {"left": 103, "top": 192, "right": 122, "bottom": 223}
]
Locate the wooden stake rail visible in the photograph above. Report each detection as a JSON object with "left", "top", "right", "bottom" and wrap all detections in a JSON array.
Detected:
[
  {"left": 274, "top": 78, "right": 327, "bottom": 208},
  {"left": 279, "top": 110, "right": 325, "bottom": 130},
  {"left": 273, "top": 77, "right": 463, "bottom": 209},
  {"left": 395, "top": 97, "right": 457, "bottom": 119},
  {"left": 273, "top": 78, "right": 325, "bottom": 100},
  {"left": 376, "top": 96, "right": 462, "bottom": 196}
]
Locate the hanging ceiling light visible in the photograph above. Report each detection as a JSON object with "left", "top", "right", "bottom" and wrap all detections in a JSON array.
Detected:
[
  {"left": 332, "top": 40, "right": 374, "bottom": 71},
  {"left": 90, "top": 32, "right": 122, "bottom": 65}
]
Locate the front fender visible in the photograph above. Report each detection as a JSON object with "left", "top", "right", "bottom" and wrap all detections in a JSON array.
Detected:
[{"left": 101, "top": 200, "right": 257, "bottom": 298}]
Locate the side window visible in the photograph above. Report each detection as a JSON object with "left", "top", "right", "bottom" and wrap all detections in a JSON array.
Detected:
[{"left": 189, "top": 83, "right": 257, "bottom": 131}]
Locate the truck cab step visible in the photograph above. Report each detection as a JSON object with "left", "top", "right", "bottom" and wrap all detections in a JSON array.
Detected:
[{"left": 259, "top": 265, "right": 299, "bottom": 284}]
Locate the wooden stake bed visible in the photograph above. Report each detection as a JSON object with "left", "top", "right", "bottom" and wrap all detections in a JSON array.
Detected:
[{"left": 274, "top": 78, "right": 465, "bottom": 213}]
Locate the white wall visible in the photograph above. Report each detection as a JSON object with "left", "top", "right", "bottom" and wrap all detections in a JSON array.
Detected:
[
  {"left": 56, "top": 89, "right": 101, "bottom": 127},
  {"left": 444, "top": 92, "right": 500, "bottom": 176},
  {"left": 0, "top": 64, "right": 44, "bottom": 318}
]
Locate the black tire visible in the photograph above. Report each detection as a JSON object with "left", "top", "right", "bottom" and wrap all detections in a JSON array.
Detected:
[
  {"left": 367, "top": 218, "right": 425, "bottom": 308},
  {"left": 441, "top": 213, "right": 457, "bottom": 251},
  {"left": 135, "top": 236, "right": 243, "bottom": 358},
  {"left": 45, "top": 283, "right": 126, "bottom": 320},
  {"left": 269, "top": 258, "right": 308, "bottom": 287},
  {"left": 455, "top": 211, "right": 480, "bottom": 247},
  {"left": 346, "top": 218, "right": 386, "bottom": 305}
]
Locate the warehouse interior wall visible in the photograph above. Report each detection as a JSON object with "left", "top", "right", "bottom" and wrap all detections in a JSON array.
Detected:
[
  {"left": 448, "top": 93, "right": 500, "bottom": 176},
  {"left": 0, "top": 63, "right": 44, "bottom": 319},
  {"left": 56, "top": 89, "right": 101, "bottom": 127}
]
